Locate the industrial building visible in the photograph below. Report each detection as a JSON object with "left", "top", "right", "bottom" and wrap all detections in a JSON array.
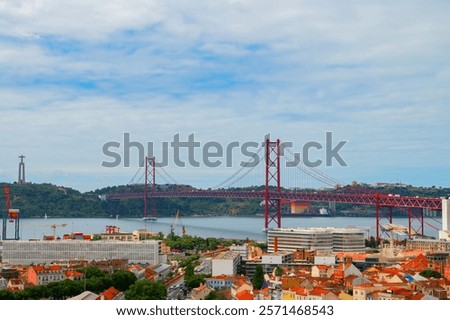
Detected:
[
  {"left": 267, "top": 227, "right": 366, "bottom": 253},
  {"left": 2, "top": 240, "right": 164, "bottom": 265}
]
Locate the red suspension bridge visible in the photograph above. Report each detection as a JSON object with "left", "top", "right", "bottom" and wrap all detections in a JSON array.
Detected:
[{"left": 107, "top": 139, "right": 443, "bottom": 240}]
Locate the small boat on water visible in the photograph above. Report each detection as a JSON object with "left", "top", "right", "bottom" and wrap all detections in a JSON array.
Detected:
[{"left": 143, "top": 216, "right": 157, "bottom": 221}]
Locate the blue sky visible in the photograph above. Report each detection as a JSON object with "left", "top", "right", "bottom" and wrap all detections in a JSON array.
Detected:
[{"left": 0, "top": 0, "right": 449, "bottom": 191}]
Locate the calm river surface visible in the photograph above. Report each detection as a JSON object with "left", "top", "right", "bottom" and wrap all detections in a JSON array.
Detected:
[{"left": 14, "top": 216, "right": 442, "bottom": 241}]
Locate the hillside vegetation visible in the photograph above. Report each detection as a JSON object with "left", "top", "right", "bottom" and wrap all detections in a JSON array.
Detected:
[{"left": 0, "top": 182, "right": 447, "bottom": 218}]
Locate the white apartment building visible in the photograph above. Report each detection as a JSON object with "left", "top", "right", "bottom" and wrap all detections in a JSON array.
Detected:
[{"left": 212, "top": 251, "right": 241, "bottom": 276}]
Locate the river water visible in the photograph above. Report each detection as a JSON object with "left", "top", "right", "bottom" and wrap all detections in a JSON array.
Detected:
[{"left": 13, "top": 215, "right": 442, "bottom": 241}]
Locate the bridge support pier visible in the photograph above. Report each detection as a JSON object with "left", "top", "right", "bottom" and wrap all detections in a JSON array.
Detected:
[{"left": 408, "top": 207, "right": 424, "bottom": 237}]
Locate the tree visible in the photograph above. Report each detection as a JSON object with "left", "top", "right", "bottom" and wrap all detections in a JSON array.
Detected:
[
  {"left": 23, "top": 285, "right": 49, "bottom": 300},
  {"left": 275, "top": 266, "right": 283, "bottom": 277},
  {"left": 252, "top": 265, "right": 264, "bottom": 290},
  {"left": 112, "top": 270, "right": 137, "bottom": 292},
  {"left": 125, "top": 280, "right": 167, "bottom": 300},
  {"left": 92, "top": 234, "right": 102, "bottom": 241},
  {"left": 205, "top": 289, "right": 229, "bottom": 300},
  {"left": 419, "top": 270, "right": 443, "bottom": 279},
  {"left": 184, "top": 262, "right": 195, "bottom": 279},
  {"left": 0, "top": 290, "right": 14, "bottom": 300},
  {"left": 80, "top": 266, "right": 105, "bottom": 279}
]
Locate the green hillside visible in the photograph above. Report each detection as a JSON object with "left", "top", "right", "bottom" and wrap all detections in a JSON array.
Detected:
[{"left": 0, "top": 182, "right": 447, "bottom": 218}]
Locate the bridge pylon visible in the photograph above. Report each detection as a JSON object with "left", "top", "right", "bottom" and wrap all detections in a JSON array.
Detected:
[
  {"left": 144, "top": 156, "right": 157, "bottom": 218},
  {"left": 264, "top": 139, "right": 281, "bottom": 229}
]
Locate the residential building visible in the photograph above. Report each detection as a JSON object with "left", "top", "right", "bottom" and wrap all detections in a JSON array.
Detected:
[
  {"left": 27, "top": 265, "right": 66, "bottom": 286},
  {"left": 188, "top": 284, "right": 213, "bottom": 300},
  {"left": 212, "top": 251, "right": 241, "bottom": 276},
  {"left": 7, "top": 279, "right": 24, "bottom": 291},
  {"left": 311, "top": 265, "right": 334, "bottom": 278},
  {"left": 205, "top": 275, "right": 248, "bottom": 289},
  {"left": 96, "top": 287, "right": 124, "bottom": 300},
  {"left": 230, "top": 243, "right": 249, "bottom": 260},
  {"left": 406, "top": 239, "right": 450, "bottom": 252},
  {"left": 306, "top": 287, "right": 338, "bottom": 300},
  {"left": 231, "top": 279, "right": 253, "bottom": 299},
  {"left": 334, "top": 261, "right": 363, "bottom": 281},
  {"left": 353, "top": 283, "right": 388, "bottom": 300}
]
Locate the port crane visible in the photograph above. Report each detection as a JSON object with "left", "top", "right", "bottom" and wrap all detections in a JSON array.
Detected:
[
  {"left": 43, "top": 223, "right": 68, "bottom": 240},
  {"left": 2, "top": 184, "right": 20, "bottom": 240},
  {"left": 170, "top": 210, "right": 186, "bottom": 237}
]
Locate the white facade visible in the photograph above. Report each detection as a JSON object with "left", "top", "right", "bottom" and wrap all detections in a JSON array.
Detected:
[
  {"left": 314, "top": 255, "right": 336, "bottom": 266},
  {"left": 332, "top": 229, "right": 366, "bottom": 252},
  {"left": 261, "top": 252, "right": 291, "bottom": 264},
  {"left": 440, "top": 198, "right": 450, "bottom": 240},
  {"left": 230, "top": 243, "right": 249, "bottom": 260},
  {"left": 267, "top": 227, "right": 365, "bottom": 253},
  {"left": 2, "top": 240, "right": 162, "bottom": 265},
  {"left": 212, "top": 251, "right": 240, "bottom": 276},
  {"left": 0, "top": 277, "right": 7, "bottom": 290}
]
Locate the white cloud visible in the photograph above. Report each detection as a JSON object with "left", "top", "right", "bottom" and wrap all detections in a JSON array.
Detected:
[{"left": 1, "top": 1, "right": 450, "bottom": 190}]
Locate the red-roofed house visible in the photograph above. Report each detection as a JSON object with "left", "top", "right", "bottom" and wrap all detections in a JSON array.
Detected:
[
  {"left": 7, "top": 279, "right": 24, "bottom": 291},
  {"left": 253, "top": 287, "right": 271, "bottom": 300},
  {"left": 231, "top": 280, "right": 253, "bottom": 299},
  {"left": 235, "top": 290, "right": 254, "bottom": 300},
  {"left": 333, "top": 262, "right": 362, "bottom": 281},
  {"left": 66, "top": 270, "right": 83, "bottom": 281},
  {"left": 353, "top": 283, "right": 388, "bottom": 300},
  {"left": 97, "top": 287, "right": 124, "bottom": 300},
  {"left": 306, "top": 287, "right": 338, "bottom": 300},
  {"left": 27, "top": 265, "right": 66, "bottom": 286},
  {"left": 189, "top": 284, "right": 213, "bottom": 300},
  {"left": 402, "top": 254, "right": 430, "bottom": 272},
  {"left": 312, "top": 265, "right": 333, "bottom": 278},
  {"left": 444, "top": 265, "right": 450, "bottom": 281}
]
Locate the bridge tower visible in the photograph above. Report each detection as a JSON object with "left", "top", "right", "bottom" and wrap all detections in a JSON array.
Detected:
[
  {"left": 144, "top": 156, "right": 157, "bottom": 218},
  {"left": 264, "top": 139, "right": 281, "bottom": 229}
]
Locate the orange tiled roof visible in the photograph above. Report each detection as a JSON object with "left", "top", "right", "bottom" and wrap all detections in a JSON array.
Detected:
[
  {"left": 236, "top": 290, "right": 254, "bottom": 300},
  {"left": 9, "top": 279, "right": 23, "bottom": 285},
  {"left": 309, "top": 287, "right": 329, "bottom": 296},
  {"left": 32, "top": 266, "right": 46, "bottom": 272},
  {"left": 315, "top": 265, "right": 329, "bottom": 270},
  {"left": 97, "top": 287, "right": 120, "bottom": 300},
  {"left": 128, "top": 265, "right": 144, "bottom": 272},
  {"left": 66, "top": 270, "right": 83, "bottom": 277},
  {"left": 410, "top": 293, "right": 425, "bottom": 300},
  {"left": 48, "top": 265, "right": 61, "bottom": 271},
  {"left": 291, "top": 286, "right": 307, "bottom": 295}
]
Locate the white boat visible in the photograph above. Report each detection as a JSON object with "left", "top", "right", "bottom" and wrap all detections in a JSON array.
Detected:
[{"left": 143, "top": 216, "right": 157, "bottom": 221}]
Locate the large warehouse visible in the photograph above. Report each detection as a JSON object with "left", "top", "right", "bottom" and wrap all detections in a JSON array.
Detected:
[{"left": 2, "top": 240, "right": 164, "bottom": 265}]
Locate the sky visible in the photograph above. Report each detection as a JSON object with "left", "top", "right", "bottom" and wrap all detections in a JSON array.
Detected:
[{"left": 0, "top": 0, "right": 449, "bottom": 192}]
